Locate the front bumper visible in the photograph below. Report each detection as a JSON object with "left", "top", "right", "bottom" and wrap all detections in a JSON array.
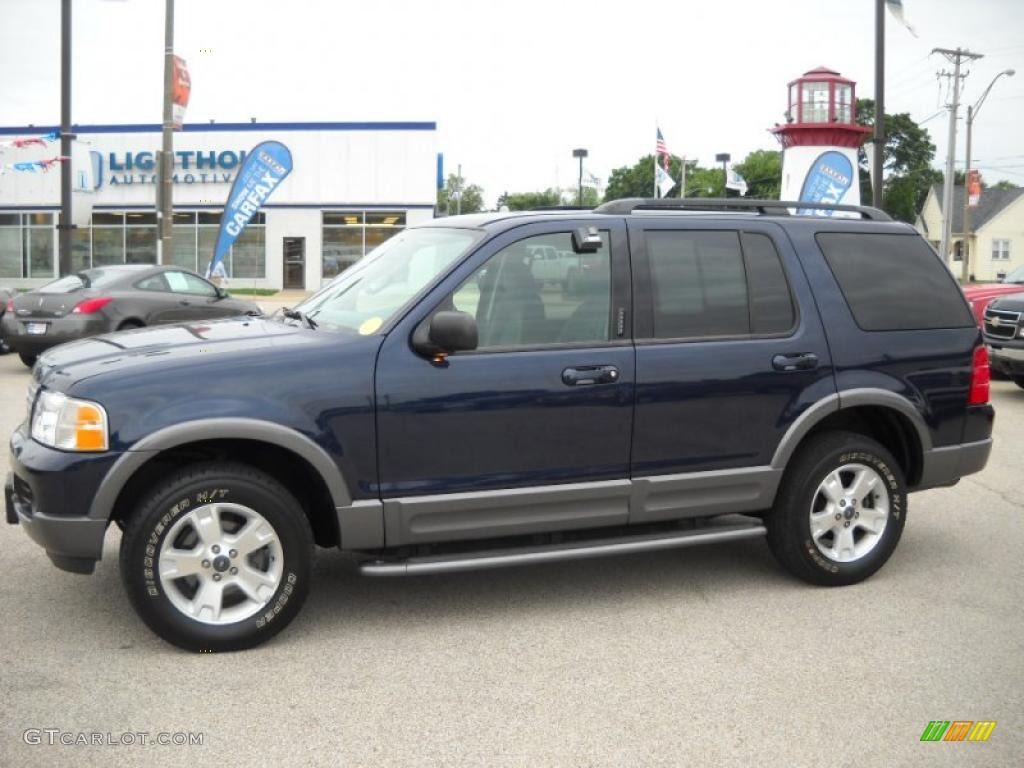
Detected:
[
  {"left": 987, "top": 341, "right": 1024, "bottom": 377},
  {"left": 1, "top": 313, "right": 109, "bottom": 355},
  {"left": 7, "top": 426, "right": 121, "bottom": 574}
]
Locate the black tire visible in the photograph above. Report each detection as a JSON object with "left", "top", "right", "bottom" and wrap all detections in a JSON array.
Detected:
[
  {"left": 18, "top": 352, "right": 37, "bottom": 368},
  {"left": 766, "top": 431, "right": 907, "bottom": 586},
  {"left": 119, "top": 462, "right": 314, "bottom": 652},
  {"left": 1014, "top": 377, "right": 1024, "bottom": 391},
  {"left": 117, "top": 319, "right": 145, "bottom": 331}
]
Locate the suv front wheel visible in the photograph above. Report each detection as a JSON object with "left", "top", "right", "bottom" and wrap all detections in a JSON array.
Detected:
[
  {"left": 767, "top": 431, "right": 907, "bottom": 586},
  {"left": 119, "top": 463, "right": 313, "bottom": 651}
]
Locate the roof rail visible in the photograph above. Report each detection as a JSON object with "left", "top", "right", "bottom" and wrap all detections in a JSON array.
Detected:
[{"left": 592, "top": 197, "right": 892, "bottom": 221}]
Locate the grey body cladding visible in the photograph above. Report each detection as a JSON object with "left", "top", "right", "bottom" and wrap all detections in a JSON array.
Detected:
[
  {"left": 80, "top": 388, "right": 985, "bottom": 556},
  {"left": 343, "top": 468, "right": 781, "bottom": 550}
]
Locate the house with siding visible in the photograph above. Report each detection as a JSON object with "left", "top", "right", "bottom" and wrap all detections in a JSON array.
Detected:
[{"left": 916, "top": 184, "right": 1024, "bottom": 281}]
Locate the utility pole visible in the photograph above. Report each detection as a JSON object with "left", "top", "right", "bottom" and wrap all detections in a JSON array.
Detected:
[
  {"left": 58, "top": 0, "right": 73, "bottom": 277},
  {"left": 456, "top": 164, "right": 462, "bottom": 215},
  {"left": 933, "top": 46, "right": 983, "bottom": 272},
  {"left": 158, "top": 0, "right": 175, "bottom": 265},
  {"left": 873, "top": 0, "right": 885, "bottom": 209}
]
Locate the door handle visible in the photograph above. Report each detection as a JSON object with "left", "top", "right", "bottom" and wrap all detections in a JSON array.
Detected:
[
  {"left": 179, "top": 300, "right": 191, "bottom": 306},
  {"left": 562, "top": 365, "right": 620, "bottom": 386},
  {"left": 772, "top": 352, "right": 818, "bottom": 372}
]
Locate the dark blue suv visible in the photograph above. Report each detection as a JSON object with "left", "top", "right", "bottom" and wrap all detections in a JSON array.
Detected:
[{"left": 6, "top": 198, "right": 994, "bottom": 651}]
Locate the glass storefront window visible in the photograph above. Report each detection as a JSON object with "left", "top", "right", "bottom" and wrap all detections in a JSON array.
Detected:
[
  {"left": 28, "top": 226, "right": 54, "bottom": 278},
  {"left": 198, "top": 226, "right": 219, "bottom": 275},
  {"left": 232, "top": 226, "right": 265, "bottom": 278},
  {"left": 92, "top": 227, "right": 123, "bottom": 266},
  {"left": 171, "top": 224, "right": 198, "bottom": 271},
  {"left": 0, "top": 226, "right": 21, "bottom": 277},
  {"left": 126, "top": 226, "right": 157, "bottom": 264},
  {"left": 322, "top": 210, "right": 406, "bottom": 280},
  {"left": 72, "top": 228, "right": 91, "bottom": 272}
]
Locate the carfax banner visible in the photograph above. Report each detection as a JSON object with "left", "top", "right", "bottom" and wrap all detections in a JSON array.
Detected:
[{"left": 210, "top": 141, "right": 292, "bottom": 273}]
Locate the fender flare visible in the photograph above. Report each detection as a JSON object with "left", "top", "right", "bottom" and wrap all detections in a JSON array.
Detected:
[
  {"left": 88, "top": 418, "right": 352, "bottom": 520},
  {"left": 770, "top": 389, "right": 932, "bottom": 470}
]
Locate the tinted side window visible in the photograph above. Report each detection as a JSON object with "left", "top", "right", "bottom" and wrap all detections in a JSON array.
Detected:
[
  {"left": 817, "top": 233, "right": 974, "bottom": 331},
  {"left": 646, "top": 230, "right": 748, "bottom": 338},
  {"left": 451, "top": 231, "right": 611, "bottom": 349},
  {"left": 742, "top": 232, "right": 795, "bottom": 334}
]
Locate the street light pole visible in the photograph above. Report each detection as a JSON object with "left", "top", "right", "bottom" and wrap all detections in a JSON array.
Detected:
[
  {"left": 715, "top": 153, "right": 730, "bottom": 197},
  {"left": 961, "top": 68, "right": 1015, "bottom": 283},
  {"left": 158, "top": 0, "right": 174, "bottom": 265},
  {"left": 58, "top": 0, "right": 73, "bottom": 277},
  {"left": 572, "top": 148, "right": 588, "bottom": 206}
]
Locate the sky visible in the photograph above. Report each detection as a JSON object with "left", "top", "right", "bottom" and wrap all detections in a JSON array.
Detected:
[{"left": 1, "top": 0, "right": 1022, "bottom": 206}]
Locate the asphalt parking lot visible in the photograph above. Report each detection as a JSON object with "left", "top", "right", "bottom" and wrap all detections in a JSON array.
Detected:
[{"left": 0, "top": 350, "right": 1021, "bottom": 767}]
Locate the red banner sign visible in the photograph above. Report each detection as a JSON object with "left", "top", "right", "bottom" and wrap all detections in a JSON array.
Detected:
[{"left": 172, "top": 55, "right": 191, "bottom": 131}]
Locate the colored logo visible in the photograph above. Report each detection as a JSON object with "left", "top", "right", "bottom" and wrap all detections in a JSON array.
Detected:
[
  {"left": 798, "top": 150, "right": 854, "bottom": 216},
  {"left": 920, "top": 720, "right": 997, "bottom": 742}
]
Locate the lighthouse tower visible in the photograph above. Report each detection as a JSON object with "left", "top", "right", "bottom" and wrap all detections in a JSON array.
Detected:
[{"left": 772, "top": 67, "right": 871, "bottom": 212}]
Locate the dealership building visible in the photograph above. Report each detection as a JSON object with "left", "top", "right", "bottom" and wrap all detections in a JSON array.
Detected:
[{"left": 0, "top": 121, "right": 438, "bottom": 290}]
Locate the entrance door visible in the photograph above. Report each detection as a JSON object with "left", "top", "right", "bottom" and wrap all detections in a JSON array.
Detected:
[{"left": 283, "top": 237, "right": 305, "bottom": 289}]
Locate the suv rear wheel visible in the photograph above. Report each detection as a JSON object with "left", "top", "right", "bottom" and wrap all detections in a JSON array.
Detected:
[
  {"left": 119, "top": 462, "right": 313, "bottom": 651},
  {"left": 767, "top": 431, "right": 906, "bottom": 586}
]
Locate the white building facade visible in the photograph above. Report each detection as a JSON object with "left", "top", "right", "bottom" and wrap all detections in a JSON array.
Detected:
[{"left": 0, "top": 121, "right": 438, "bottom": 291}]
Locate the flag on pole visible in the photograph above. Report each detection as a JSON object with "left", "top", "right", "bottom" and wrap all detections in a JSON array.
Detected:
[
  {"left": 726, "top": 166, "right": 748, "bottom": 196},
  {"left": 656, "top": 164, "right": 676, "bottom": 197},
  {"left": 656, "top": 127, "right": 671, "bottom": 170},
  {"left": 885, "top": 0, "right": 917, "bottom": 37}
]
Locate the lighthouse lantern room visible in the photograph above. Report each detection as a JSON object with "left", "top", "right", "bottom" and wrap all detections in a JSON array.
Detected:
[{"left": 772, "top": 67, "right": 871, "bottom": 213}]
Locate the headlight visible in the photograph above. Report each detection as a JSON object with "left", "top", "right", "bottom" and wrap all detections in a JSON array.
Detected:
[{"left": 30, "top": 390, "right": 109, "bottom": 451}]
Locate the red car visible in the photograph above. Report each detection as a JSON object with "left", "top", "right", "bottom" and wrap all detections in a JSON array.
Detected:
[{"left": 962, "top": 265, "right": 1024, "bottom": 325}]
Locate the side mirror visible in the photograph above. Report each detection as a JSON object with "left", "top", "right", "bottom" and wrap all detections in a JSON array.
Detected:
[
  {"left": 413, "top": 310, "right": 478, "bottom": 359},
  {"left": 571, "top": 226, "right": 603, "bottom": 253},
  {"left": 215, "top": 287, "right": 228, "bottom": 299}
]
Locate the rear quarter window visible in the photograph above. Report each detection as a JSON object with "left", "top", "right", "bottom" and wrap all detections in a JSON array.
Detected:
[{"left": 816, "top": 232, "right": 974, "bottom": 331}]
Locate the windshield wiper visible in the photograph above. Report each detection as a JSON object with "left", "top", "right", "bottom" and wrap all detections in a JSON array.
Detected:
[{"left": 280, "top": 307, "right": 318, "bottom": 329}]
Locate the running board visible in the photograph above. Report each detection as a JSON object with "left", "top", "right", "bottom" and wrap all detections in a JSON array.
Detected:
[{"left": 359, "top": 521, "right": 766, "bottom": 577}]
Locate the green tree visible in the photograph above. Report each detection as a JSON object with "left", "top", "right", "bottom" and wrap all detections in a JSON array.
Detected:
[
  {"left": 604, "top": 154, "right": 698, "bottom": 200},
  {"left": 561, "top": 186, "right": 601, "bottom": 207},
  {"left": 733, "top": 150, "right": 782, "bottom": 199},
  {"left": 856, "top": 98, "right": 941, "bottom": 222},
  {"left": 497, "top": 189, "right": 562, "bottom": 211},
  {"left": 991, "top": 179, "right": 1018, "bottom": 191},
  {"left": 437, "top": 173, "right": 484, "bottom": 215}
]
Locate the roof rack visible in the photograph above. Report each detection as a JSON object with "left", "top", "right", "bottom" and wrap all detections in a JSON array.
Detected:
[{"left": 592, "top": 197, "right": 892, "bottom": 221}]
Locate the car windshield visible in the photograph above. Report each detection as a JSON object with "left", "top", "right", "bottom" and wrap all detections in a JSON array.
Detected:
[
  {"left": 292, "top": 227, "right": 479, "bottom": 333},
  {"left": 38, "top": 268, "right": 125, "bottom": 293},
  {"left": 1003, "top": 265, "right": 1024, "bottom": 284}
]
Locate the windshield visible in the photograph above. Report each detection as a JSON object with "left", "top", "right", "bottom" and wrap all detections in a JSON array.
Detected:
[
  {"left": 293, "top": 227, "right": 479, "bottom": 333},
  {"left": 38, "top": 268, "right": 125, "bottom": 294},
  {"left": 1004, "top": 265, "right": 1024, "bottom": 284}
]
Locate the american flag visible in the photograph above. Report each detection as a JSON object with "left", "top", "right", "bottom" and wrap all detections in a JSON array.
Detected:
[{"left": 656, "top": 128, "right": 670, "bottom": 170}]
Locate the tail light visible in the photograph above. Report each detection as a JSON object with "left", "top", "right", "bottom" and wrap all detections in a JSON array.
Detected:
[
  {"left": 969, "top": 345, "right": 990, "bottom": 406},
  {"left": 71, "top": 296, "right": 113, "bottom": 315},
  {"left": 5, "top": 299, "right": 12, "bottom": 313}
]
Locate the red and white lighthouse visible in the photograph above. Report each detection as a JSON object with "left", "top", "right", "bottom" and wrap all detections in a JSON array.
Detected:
[{"left": 772, "top": 67, "right": 871, "bottom": 211}]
